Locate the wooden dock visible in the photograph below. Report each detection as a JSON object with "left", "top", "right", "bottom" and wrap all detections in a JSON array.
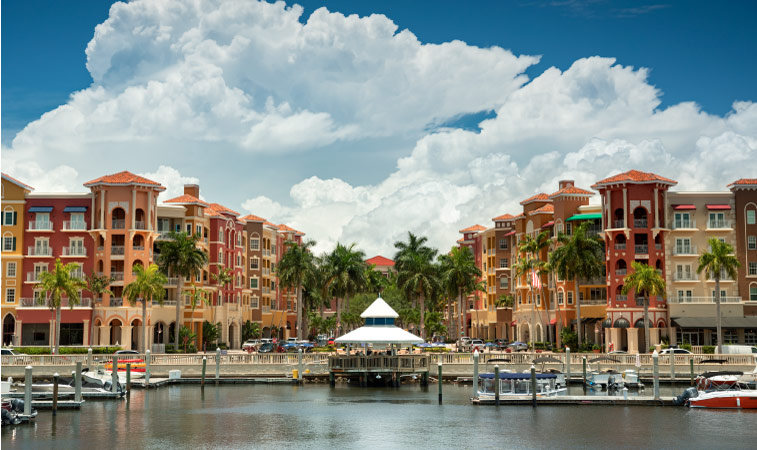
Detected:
[
  {"left": 131, "top": 376, "right": 300, "bottom": 388},
  {"left": 473, "top": 395, "right": 677, "bottom": 406}
]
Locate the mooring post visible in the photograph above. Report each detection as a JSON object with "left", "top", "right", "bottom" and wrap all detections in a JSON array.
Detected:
[
  {"left": 582, "top": 356, "right": 587, "bottom": 392},
  {"left": 52, "top": 372, "right": 59, "bottom": 416},
  {"left": 215, "top": 347, "right": 221, "bottom": 384},
  {"left": 494, "top": 365, "right": 500, "bottom": 406},
  {"left": 201, "top": 356, "right": 207, "bottom": 388},
  {"left": 329, "top": 371, "right": 335, "bottom": 388},
  {"left": 75, "top": 361, "right": 82, "bottom": 403},
  {"left": 652, "top": 350, "right": 660, "bottom": 400},
  {"left": 670, "top": 352, "right": 675, "bottom": 383},
  {"left": 438, "top": 362, "right": 443, "bottom": 404},
  {"left": 126, "top": 363, "right": 132, "bottom": 400},
  {"left": 689, "top": 358, "right": 695, "bottom": 386},
  {"left": 530, "top": 365, "right": 537, "bottom": 407},
  {"left": 23, "top": 366, "right": 32, "bottom": 416},
  {"left": 111, "top": 355, "right": 119, "bottom": 393},
  {"left": 472, "top": 350, "right": 480, "bottom": 400},
  {"left": 565, "top": 347, "right": 571, "bottom": 384},
  {"left": 145, "top": 349, "right": 151, "bottom": 387},
  {"left": 298, "top": 348, "right": 304, "bottom": 385},
  {"left": 87, "top": 347, "right": 93, "bottom": 370}
]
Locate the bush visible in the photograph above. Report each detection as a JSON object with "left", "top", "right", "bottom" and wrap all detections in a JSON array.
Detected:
[
  {"left": 13, "top": 346, "right": 123, "bottom": 355},
  {"left": 702, "top": 346, "right": 715, "bottom": 354},
  {"left": 13, "top": 347, "right": 51, "bottom": 355},
  {"left": 680, "top": 343, "right": 692, "bottom": 352},
  {"left": 165, "top": 344, "right": 197, "bottom": 354},
  {"left": 560, "top": 328, "right": 577, "bottom": 351}
]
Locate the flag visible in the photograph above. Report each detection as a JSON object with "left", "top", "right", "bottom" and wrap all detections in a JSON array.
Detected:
[{"left": 531, "top": 270, "right": 542, "bottom": 289}]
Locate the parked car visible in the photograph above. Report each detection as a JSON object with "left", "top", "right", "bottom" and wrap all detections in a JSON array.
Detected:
[
  {"left": 456, "top": 337, "right": 472, "bottom": 352},
  {"left": 608, "top": 350, "right": 627, "bottom": 355},
  {"left": 257, "top": 343, "right": 275, "bottom": 353},
  {"left": 507, "top": 342, "right": 529, "bottom": 352},
  {"left": 660, "top": 347, "right": 692, "bottom": 355},
  {"left": 720, "top": 345, "right": 757, "bottom": 354},
  {"left": 470, "top": 339, "right": 485, "bottom": 352},
  {"left": 114, "top": 350, "right": 140, "bottom": 355},
  {"left": 1, "top": 348, "right": 31, "bottom": 364},
  {"left": 493, "top": 339, "right": 508, "bottom": 350},
  {"left": 242, "top": 340, "right": 258, "bottom": 352},
  {"left": 327, "top": 338, "right": 335, "bottom": 346}
]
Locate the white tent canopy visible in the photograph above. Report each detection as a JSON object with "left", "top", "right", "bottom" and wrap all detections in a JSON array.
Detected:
[{"left": 334, "top": 295, "right": 423, "bottom": 345}]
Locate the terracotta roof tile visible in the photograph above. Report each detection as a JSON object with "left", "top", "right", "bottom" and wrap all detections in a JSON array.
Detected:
[
  {"left": 208, "top": 203, "right": 239, "bottom": 216},
  {"left": 278, "top": 224, "right": 304, "bottom": 235},
  {"left": 519, "top": 193, "right": 551, "bottom": 205},
  {"left": 549, "top": 185, "right": 594, "bottom": 198},
  {"left": 492, "top": 213, "right": 515, "bottom": 221},
  {"left": 591, "top": 170, "right": 677, "bottom": 188},
  {"left": 241, "top": 214, "right": 267, "bottom": 223},
  {"left": 514, "top": 213, "right": 525, "bottom": 219},
  {"left": 1, "top": 172, "right": 34, "bottom": 191},
  {"left": 366, "top": 255, "right": 395, "bottom": 267},
  {"left": 164, "top": 194, "right": 209, "bottom": 207},
  {"left": 459, "top": 224, "right": 487, "bottom": 233},
  {"left": 529, "top": 204, "right": 555, "bottom": 214},
  {"left": 727, "top": 178, "right": 757, "bottom": 188},
  {"left": 83, "top": 171, "right": 165, "bottom": 190}
]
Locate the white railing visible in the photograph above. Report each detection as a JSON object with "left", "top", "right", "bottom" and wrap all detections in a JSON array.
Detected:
[
  {"left": 707, "top": 219, "right": 732, "bottom": 229},
  {"left": 633, "top": 219, "right": 648, "bottom": 228},
  {"left": 62, "top": 221, "right": 87, "bottom": 231},
  {"left": 669, "top": 296, "right": 742, "bottom": 304},
  {"left": 111, "top": 271, "right": 124, "bottom": 281},
  {"left": 615, "top": 269, "right": 627, "bottom": 276},
  {"left": 61, "top": 246, "right": 87, "bottom": 257},
  {"left": 582, "top": 298, "right": 607, "bottom": 305},
  {"left": 612, "top": 220, "right": 625, "bottom": 228},
  {"left": 111, "top": 245, "right": 125, "bottom": 255},
  {"left": 164, "top": 277, "right": 180, "bottom": 287},
  {"left": 157, "top": 231, "right": 172, "bottom": 240},
  {"left": 134, "top": 220, "right": 146, "bottom": 230},
  {"left": 27, "top": 221, "right": 53, "bottom": 231},
  {"left": 615, "top": 294, "right": 628, "bottom": 302},
  {"left": 19, "top": 297, "right": 92, "bottom": 308},
  {"left": 27, "top": 246, "right": 52, "bottom": 256},
  {"left": 634, "top": 244, "right": 648, "bottom": 254},
  {"left": 110, "top": 297, "right": 124, "bottom": 307},
  {"left": 614, "top": 243, "right": 626, "bottom": 250},
  {"left": 673, "top": 273, "right": 697, "bottom": 281},
  {"left": 26, "top": 272, "right": 46, "bottom": 282},
  {"left": 112, "top": 219, "right": 125, "bottom": 229},
  {"left": 671, "top": 219, "right": 696, "bottom": 230},
  {"left": 673, "top": 245, "right": 697, "bottom": 255},
  {"left": 133, "top": 245, "right": 145, "bottom": 251}
]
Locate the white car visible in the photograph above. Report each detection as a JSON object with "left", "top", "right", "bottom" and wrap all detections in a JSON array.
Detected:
[{"left": 660, "top": 348, "right": 692, "bottom": 355}]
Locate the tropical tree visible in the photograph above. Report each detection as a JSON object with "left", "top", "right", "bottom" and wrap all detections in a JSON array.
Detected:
[
  {"left": 85, "top": 271, "right": 113, "bottom": 346},
  {"left": 697, "top": 238, "right": 740, "bottom": 354},
  {"left": 439, "top": 246, "right": 482, "bottom": 339},
  {"left": 157, "top": 232, "right": 209, "bottom": 349},
  {"left": 277, "top": 239, "right": 316, "bottom": 340},
  {"left": 202, "top": 321, "right": 222, "bottom": 349},
  {"left": 397, "top": 307, "right": 421, "bottom": 333},
  {"left": 395, "top": 235, "right": 439, "bottom": 339},
  {"left": 622, "top": 262, "right": 666, "bottom": 353},
  {"left": 551, "top": 222, "right": 604, "bottom": 347},
  {"left": 365, "top": 264, "right": 389, "bottom": 296},
  {"left": 424, "top": 311, "right": 447, "bottom": 339},
  {"left": 513, "top": 231, "right": 549, "bottom": 351},
  {"left": 36, "top": 259, "right": 87, "bottom": 354},
  {"left": 178, "top": 325, "right": 197, "bottom": 353},
  {"left": 242, "top": 320, "right": 261, "bottom": 341},
  {"left": 326, "top": 243, "right": 367, "bottom": 334},
  {"left": 124, "top": 263, "right": 167, "bottom": 352},
  {"left": 185, "top": 287, "right": 209, "bottom": 349}
]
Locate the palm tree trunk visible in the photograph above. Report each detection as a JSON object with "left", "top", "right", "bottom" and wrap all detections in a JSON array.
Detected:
[
  {"left": 529, "top": 285, "right": 535, "bottom": 351},
  {"left": 554, "top": 273, "right": 562, "bottom": 348},
  {"left": 336, "top": 298, "right": 342, "bottom": 335},
  {"left": 55, "top": 306, "right": 62, "bottom": 355},
  {"left": 174, "top": 287, "right": 182, "bottom": 350},
  {"left": 644, "top": 293, "right": 651, "bottom": 354},
  {"left": 296, "top": 286, "right": 303, "bottom": 340},
  {"left": 575, "top": 278, "right": 582, "bottom": 348},
  {"left": 715, "top": 277, "right": 722, "bottom": 354},
  {"left": 142, "top": 298, "right": 147, "bottom": 353},
  {"left": 542, "top": 285, "right": 552, "bottom": 345},
  {"left": 447, "top": 296, "right": 453, "bottom": 339},
  {"left": 420, "top": 294, "right": 425, "bottom": 340},
  {"left": 90, "top": 300, "right": 98, "bottom": 346},
  {"left": 459, "top": 290, "right": 464, "bottom": 338}
]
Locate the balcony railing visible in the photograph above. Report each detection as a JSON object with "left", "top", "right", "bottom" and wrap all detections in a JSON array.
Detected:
[
  {"left": 614, "top": 243, "right": 626, "bottom": 250},
  {"left": 28, "top": 221, "right": 53, "bottom": 231},
  {"left": 655, "top": 243, "right": 662, "bottom": 251},
  {"left": 673, "top": 273, "right": 697, "bottom": 281},
  {"left": 633, "top": 219, "right": 648, "bottom": 228},
  {"left": 62, "top": 221, "right": 87, "bottom": 231},
  {"left": 164, "top": 277, "right": 180, "bottom": 287},
  {"left": 61, "top": 246, "right": 87, "bottom": 257},
  {"left": 635, "top": 297, "right": 646, "bottom": 306},
  {"left": 615, "top": 269, "right": 627, "bottom": 276},
  {"left": 612, "top": 220, "right": 625, "bottom": 228},
  {"left": 669, "top": 296, "right": 741, "bottom": 304},
  {"left": 27, "top": 246, "right": 52, "bottom": 256},
  {"left": 110, "top": 271, "right": 124, "bottom": 281},
  {"left": 634, "top": 244, "right": 648, "bottom": 254},
  {"left": 707, "top": 219, "right": 732, "bottom": 229},
  {"left": 673, "top": 245, "right": 697, "bottom": 256},
  {"left": 157, "top": 231, "right": 172, "bottom": 240},
  {"left": 582, "top": 298, "right": 607, "bottom": 305},
  {"left": 112, "top": 219, "right": 125, "bottom": 229},
  {"left": 615, "top": 294, "right": 628, "bottom": 302},
  {"left": 671, "top": 219, "right": 696, "bottom": 230},
  {"left": 110, "top": 297, "right": 123, "bottom": 307},
  {"left": 111, "top": 245, "right": 125, "bottom": 255},
  {"left": 133, "top": 245, "right": 145, "bottom": 251},
  {"left": 134, "top": 220, "right": 146, "bottom": 230},
  {"left": 26, "top": 272, "right": 46, "bottom": 283}
]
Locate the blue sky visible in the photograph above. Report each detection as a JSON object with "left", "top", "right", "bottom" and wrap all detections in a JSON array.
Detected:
[{"left": 2, "top": 0, "right": 756, "bottom": 256}]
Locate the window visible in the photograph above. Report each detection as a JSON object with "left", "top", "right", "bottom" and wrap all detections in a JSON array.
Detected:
[
  {"left": 749, "top": 236, "right": 756, "bottom": 251},
  {"left": 708, "top": 212, "right": 726, "bottom": 228},
  {"left": 70, "top": 264, "right": 83, "bottom": 280},
  {"left": 499, "top": 258, "right": 508, "bottom": 268},
  {"left": 676, "top": 264, "right": 692, "bottom": 280},
  {"left": 271, "top": 281, "right": 276, "bottom": 291},
  {"left": 677, "top": 290, "right": 693, "bottom": 302},
  {"left": 2, "top": 208, "right": 17, "bottom": 226},
  {"left": 250, "top": 258, "right": 259, "bottom": 270},
  {"left": 250, "top": 238, "right": 259, "bottom": 250},
  {"left": 250, "top": 278, "right": 258, "bottom": 289},
  {"left": 236, "top": 255, "right": 241, "bottom": 267},
  {"left": 271, "top": 244, "right": 276, "bottom": 255},
  {"left": 174, "top": 223, "right": 182, "bottom": 232},
  {"left": 196, "top": 224, "right": 202, "bottom": 236},
  {"left": 558, "top": 291, "right": 564, "bottom": 305},
  {"left": 251, "top": 296, "right": 259, "bottom": 309},
  {"left": 217, "top": 251, "right": 222, "bottom": 262},
  {"left": 499, "top": 239, "right": 507, "bottom": 250},
  {"left": 3, "top": 233, "right": 16, "bottom": 251},
  {"left": 6, "top": 262, "right": 16, "bottom": 278},
  {"left": 566, "top": 223, "right": 572, "bottom": 235},
  {"left": 675, "top": 238, "right": 692, "bottom": 254},
  {"left": 751, "top": 286, "right": 757, "bottom": 301},
  {"left": 196, "top": 272, "right": 201, "bottom": 283},
  {"left": 70, "top": 238, "right": 84, "bottom": 255},
  {"left": 674, "top": 212, "right": 691, "bottom": 229},
  {"left": 748, "top": 209, "right": 756, "bottom": 225},
  {"left": 271, "top": 263, "right": 276, "bottom": 273},
  {"left": 567, "top": 292, "right": 573, "bottom": 305},
  {"left": 186, "top": 223, "right": 191, "bottom": 234},
  {"left": 70, "top": 213, "right": 85, "bottom": 229},
  {"left": 499, "top": 277, "right": 508, "bottom": 289},
  {"left": 5, "top": 288, "right": 15, "bottom": 303},
  {"left": 711, "top": 290, "right": 728, "bottom": 299},
  {"left": 218, "top": 230, "right": 224, "bottom": 242},
  {"left": 749, "top": 262, "right": 757, "bottom": 276},
  {"left": 536, "top": 294, "right": 541, "bottom": 306}
]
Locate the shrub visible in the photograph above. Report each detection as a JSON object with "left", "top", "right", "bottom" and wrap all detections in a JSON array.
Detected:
[
  {"left": 702, "top": 346, "right": 715, "bottom": 354},
  {"left": 680, "top": 343, "right": 692, "bottom": 352},
  {"left": 560, "top": 328, "right": 577, "bottom": 351},
  {"left": 13, "top": 347, "right": 51, "bottom": 355}
]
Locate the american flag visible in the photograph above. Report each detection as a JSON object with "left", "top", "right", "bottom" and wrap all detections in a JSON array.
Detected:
[{"left": 531, "top": 270, "right": 542, "bottom": 289}]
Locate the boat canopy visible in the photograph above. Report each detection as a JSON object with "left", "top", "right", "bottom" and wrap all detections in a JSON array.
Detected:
[{"left": 479, "top": 373, "right": 557, "bottom": 380}]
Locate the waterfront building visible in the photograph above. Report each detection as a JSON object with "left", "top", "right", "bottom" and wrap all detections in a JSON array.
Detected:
[
  {"left": 456, "top": 224, "right": 486, "bottom": 338},
  {"left": 366, "top": 255, "right": 395, "bottom": 278},
  {"left": 492, "top": 213, "right": 516, "bottom": 340}
]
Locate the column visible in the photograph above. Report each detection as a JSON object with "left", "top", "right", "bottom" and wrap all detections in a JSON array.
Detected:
[
  {"left": 604, "top": 328, "right": 611, "bottom": 352},
  {"left": 668, "top": 325, "right": 677, "bottom": 346},
  {"left": 622, "top": 188, "right": 628, "bottom": 228},
  {"left": 627, "top": 328, "right": 639, "bottom": 354},
  {"left": 14, "top": 319, "right": 22, "bottom": 346},
  {"left": 99, "top": 326, "right": 110, "bottom": 346},
  {"left": 49, "top": 320, "right": 56, "bottom": 348},
  {"left": 148, "top": 191, "right": 153, "bottom": 231},
  {"left": 131, "top": 189, "right": 136, "bottom": 228},
  {"left": 122, "top": 325, "right": 133, "bottom": 350},
  {"left": 83, "top": 319, "right": 90, "bottom": 346},
  {"left": 147, "top": 325, "right": 154, "bottom": 353},
  {"left": 611, "top": 328, "right": 621, "bottom": 351},
  {"left": 650, "top": 328, "right": 661, "bottom": 347},
  {"left": 654, "top": 188, "right": 659, "bottom": 228},
  {"left": 100, "top": 190, "right": 105, "bottom": 229},
  {"left": 91, "top": 195, "right": 95, "bottom": 228}
]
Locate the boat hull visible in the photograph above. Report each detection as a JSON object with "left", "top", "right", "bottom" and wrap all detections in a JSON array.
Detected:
[{"left": 689, "top": 391, "right": 757, "bottom": 409}]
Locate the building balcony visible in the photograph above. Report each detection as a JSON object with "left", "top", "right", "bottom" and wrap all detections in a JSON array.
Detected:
[
  {"left": 671, "top": 219, "right": 696, "bottom": 230},
  {"left": 26, "top": 272, "right": 46, "bottom": 283},
  {"left": 134, "top": 221, "right": 146, "bottom": 230},
  {"left": 110, "top": 297, "right": 124, "bottom": 307},
  {"left": 133, "top": 245, "right": 145, "bottom": 251},
  {"left": 634, "top": 244, "right": 648, "bottom": 254},
  {"left": 19, "top": 297, "right": 92, "bottom": 308},
  {"left": 612, "top": 220, "right": 625, "bottom": 228},
  {"left": 111, "top": 245, "right": 125, "bottom": 255},
  {"left": 164, "top": 277, "right": 180, "bottom": 287},
  {"left": 669, "top": 296, "right": 741, "bottom": 304},
  {"left": 615, "top": 294, "right": 628, "bottom": 302},
  {"left": 62, "top": 221, "right": 87, "bottom": 231},
  {"left": 673, "top": 273, "right": 698, "bottom": 282},
  {"left": 112, "top": 219, "right": 125, "bottom": 229},
  {"left": 615, "top": 269, "right": 627, "bottom": 276},
  {"left": 655, "top": 243, "right": 662, "bottom": 251},
  {"left": 110, "top": 271, "right": 124, "bottom": 281},
  {"left": 633, "top": 219, "right": 648, "bottom": 228},
  {"left": 707, "top": 219, "right": 732, "bottom": 230},
  {"left": 27, "top": 221, "right": 53, "bottom": 231},
  {"left": 157, "top": 231, "right": 172, "bottom": 240},
  {"left": 614, "top": 243, "right": 626, "bottom": 250},
  {"left": 582, "top": 298, "right": 607, "bottom": 305},
  {"left": 27, "top": 247, "right": 52, "bottom": 257},
  {"left": 61, "top": 246, "right": 87, "bottom": 257},
  {"left": 673, "top": 246, "right": 698, "bottom": 256}
]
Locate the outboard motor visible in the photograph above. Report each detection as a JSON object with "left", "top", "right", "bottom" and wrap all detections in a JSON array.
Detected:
[
  {"left": 673, "top": 387, "right": 698, "bottom": 406},
  {"left": 10, "top": 399, "right": 25, "bottom": 413},
  {"left": 2, "top": 409, "right": 21, "bottom": 426}
]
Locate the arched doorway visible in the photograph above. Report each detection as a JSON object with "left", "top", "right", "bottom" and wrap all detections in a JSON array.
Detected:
[
  {"left": 228, "top": 322, "right": 235, "bottom": 349},
  {"left": 110, "top": 319, "right": 122, "bottom": 346},
  {"left": 112, "top": 207, "right": 126, "bottom": 229},
  {"left": 535, "top": 323, "right": 543, "bottom": 342},
  {"left": 614, "top": 318, "right": 630, "bottom": 351},
  {"left": 168, "top": 322, "right": 176, "bottom": 345},
  {"left": 635, "top": 318, "right": 653, "bottom": 352},
  {"left": 131, "top": 318, "right": 142, "bottom": 351},
  {"left": 153, "top": 322, "right": 165, "bottom": 344},
  {"left": 93, "top": 319, "right": 102, "bottom": 346},
  {"left": 521, "top": 323, "right": 530, "bottom": 343},
  {"left": 3, "top": 314, "right": 16, "bottom": 346}
]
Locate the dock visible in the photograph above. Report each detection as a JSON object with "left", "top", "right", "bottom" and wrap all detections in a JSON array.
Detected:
[
  {"left": 473, "top": 395, "right": 677, "bottom": 406},
  {"left": 131, "top": 376, "right": 300, "bottom": 388}
]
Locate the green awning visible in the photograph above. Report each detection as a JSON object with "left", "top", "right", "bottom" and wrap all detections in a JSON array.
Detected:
[{"left": 566, "top": 213, "right": 602, "bottom": 222}]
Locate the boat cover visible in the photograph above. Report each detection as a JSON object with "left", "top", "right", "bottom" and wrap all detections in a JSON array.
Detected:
[{"left": 479, "top": 373, "right": 557, "bottom": 379}]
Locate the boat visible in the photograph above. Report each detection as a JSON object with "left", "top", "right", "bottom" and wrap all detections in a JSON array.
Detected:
[
  {"left": 1, "top": 399, "right": 37, "bottom": 426},
  {"left": 696, "top": 371, "right": 742, "bottom": 391},
  {"left": 104, "top": 358, "right": 147, "bottom": 373},
  {"left": 474, "top": 372, "right": 566, "bottom": 403},
  {"left": 687, "top": 389, "right": 757, "bottom": 409}
]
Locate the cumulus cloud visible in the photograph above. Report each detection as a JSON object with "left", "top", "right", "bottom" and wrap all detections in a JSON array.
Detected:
[
  {"left": 142, "top": 165, "right": 201, "bottom": 200},
  {"left": 2, "top": 0, "right": 756, "bottom": 257}
]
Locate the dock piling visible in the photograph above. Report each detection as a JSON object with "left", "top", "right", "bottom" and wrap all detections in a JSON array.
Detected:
[
  {"left": 329, "top": 371, "right": 335, "bottom": 388},
  {"left": 582, "top": 356, "right": 587, "bottom": 392},
  {"left": 689, "top": 358, "right": 695, "bottom": 386},
  {"left": 75, "top": 362, "right": 82, "bottom": 403},
  {"left": 111, "top": 356, "right": 119, "bottom": 393},
  {"left": 472, "top": 350, "right": 479, "bottom": 400},
  {"left": 215, "top": 348, "right": 221, "bottom": 384},
  {"left": 145, "top": 350, "right": 151, "bottom": 386},
  {"left": 494, "top": 365, "right": 500, "bottom": 406},
  {"left": 530, "top": 365, "right": 537, "bottom": 407},
  {"left": 298, "top": 348, "right": 304, "bottom": 385},
  {"left": 670, "top": 353, "right": 675, "bottom": 382},
  {"left": 87, "top": 347, "right": 93, "bottom": 370},
  {"left": 126, "top": 363, "right": 131, "bottom": 400},
  {"left": 565, "top": 348, "right": 571, "bottom": 383},
  {"left": 23, "top": 366, "right": 32, "bottom": 416},
  {"left": 52, "top": 372, "right": 59, "bottom": 416},
  {"left": 438, "top": 362, "right": 443, "bottom": 404},
  {"left": 201, "top": 356, "right": 207, "bottom": 387},
  {"left": 652, "top": 351, "right": 660, "bottom": 400}
]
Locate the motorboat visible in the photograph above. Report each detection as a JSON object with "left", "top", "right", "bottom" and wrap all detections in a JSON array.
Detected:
[
  {"left": 1, "top": 399, "right": 37, "bottom": 426},
  {"left": 696, "top": 371, "right": 743, "bottom": 391},
  {"left": 474, "top": 372, "right": 566, "bottom": 402},
  {"left": 687, "top": 389, "right": 757, "bottom": 409},
  {"left": 104, "top": 358, "right": 146, "bottom": 373}
]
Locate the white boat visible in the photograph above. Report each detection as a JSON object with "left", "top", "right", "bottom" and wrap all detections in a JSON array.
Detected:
[
  {"left": 474, "top": 372, "right": 566, "bottom": 403},
  {"left": 688, "top": 389, "right": 757, "bottom": 409}
]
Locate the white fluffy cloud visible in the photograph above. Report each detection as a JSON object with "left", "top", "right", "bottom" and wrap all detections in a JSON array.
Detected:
[{"left": 2, "top": 0, "right": 756, "bottom": 257}]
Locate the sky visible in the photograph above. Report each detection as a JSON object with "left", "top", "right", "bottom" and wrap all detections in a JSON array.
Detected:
[{"left": 2, "top": 0, "right": 756, "bottom": 257}]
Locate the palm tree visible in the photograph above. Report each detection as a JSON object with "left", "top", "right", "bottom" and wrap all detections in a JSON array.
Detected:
[
  {"left": 186, "top": 287, "right": 209, "bottom": 349},
  {"left": 365, "top": 264, "right": 389, "bottom": 296},
  {"left": 157, "top": 232, "right": 209, "bottom": 348},
  {"left": 514, "top": 231, "right": 549, "bottom": 350},
  {"left": 36, "top": 259, "right": 87, "bottom": 354},
  {"left": 697, "top": 238, "right": 740, "bottom": 354},
  {"left": 85, "top": 271, "right": 113, "bottom": 346},
  {"left": 439, "top": 246, "right": 482, "bottom": 339},
  {"left": 394, "top": 232, "right": 433, "bottom": 308},
  {"left": 622, "top": 262, "right": 666, "bottom": 353},
  {"left": 327, "top": 243, "right": 367, "bottom": 334},
  {"left": 551, "top": 222, "right": 604, "bottom": 347},
  {"left": 395, "top": 238, "right": 438, "bottom": 340},
  {"left": 124, "top": 263, "right": 167, "bottom": 352},
  {"left": 278, "top": 239, "right": 316, "bottom": 340}
]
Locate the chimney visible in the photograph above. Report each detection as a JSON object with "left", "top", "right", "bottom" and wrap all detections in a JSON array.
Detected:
[
  {"left": 184, "top": 184, "right": 200, "bottom": 198},
  {"left": 559, "top": 180, "right": 574, "bottom": 190}
]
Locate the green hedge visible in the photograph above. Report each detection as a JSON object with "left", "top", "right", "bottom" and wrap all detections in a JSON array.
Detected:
[
  {"left": 165, "top": 345, "right": 197, "bottom": 354},
  {"left": 702, "top": 346, "right": 715, "bottom": 354},
  {"left": 13, "top": 346, "right": 122, "bottom": 355}
]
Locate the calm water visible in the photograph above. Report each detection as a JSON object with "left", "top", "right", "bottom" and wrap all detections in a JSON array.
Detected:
[{"left": 2, "top": 383, "right": 755, "bottom": 449}]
